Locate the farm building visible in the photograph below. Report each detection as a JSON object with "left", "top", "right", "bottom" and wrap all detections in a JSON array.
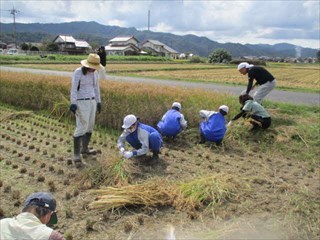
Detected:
[
  {"left": 105, "top": 36, "right": 141, "bottom": 56},
  {"left": 141, "top": 39, "right": 179, "bottom": 59},
  {"left": 53, "top": 35, "right": 91, "bottom": 54},
  {"left": 0, "top": 41, "right": 7, "bottom": 49}
]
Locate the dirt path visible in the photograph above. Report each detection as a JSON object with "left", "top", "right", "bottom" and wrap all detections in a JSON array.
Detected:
[{"left": 1, "top": 66, "right": 319, "bottom": 106}]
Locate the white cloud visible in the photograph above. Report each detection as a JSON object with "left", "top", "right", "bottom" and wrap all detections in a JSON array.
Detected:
[{"left": 0, "top": 0, "right": 319, "bottom": 49}]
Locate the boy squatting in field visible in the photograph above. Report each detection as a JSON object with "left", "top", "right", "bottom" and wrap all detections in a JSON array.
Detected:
[
  {"left": 238, "top": 62, "right": 276, "bottom": 104},
  {"left": 117, "top": 114, "right": 163, "bottom": 163},
  {"left": 69, "top": 53, "right": 104, "bottom": 168},
  {"left": 0, "top": 192, "right": 65, "bottom": 240},
  {"left": 229, "top": 94, "right": 271, "bottom": 130},
  {"left": 157, "top": 102, "right": 187, "bottom": 138},
  {"left": 199, "top": 105, "right": 229, "bottom": 144}
]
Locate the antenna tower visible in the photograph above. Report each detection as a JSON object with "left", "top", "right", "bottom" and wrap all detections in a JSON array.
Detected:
[{"left": 148, "top": 10, "right": 150, "bottom": 31}]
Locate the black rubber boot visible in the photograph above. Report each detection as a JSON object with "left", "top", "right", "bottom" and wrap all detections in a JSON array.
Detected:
[
  {"left": 81, "top": 132, "right": 97, "bottom": 155},
  {"left": 73, "top": 136, "right": 83, "bottom": 168},
  {"left": 199, "top": 133, "right": 206, "bottom": 144},
  {"left": 152, "top": 151, "right": 159, "bottom": 161}
]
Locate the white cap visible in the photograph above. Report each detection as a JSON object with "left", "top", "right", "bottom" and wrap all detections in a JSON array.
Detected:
[
  {"left": 172, "top": 102, "right": 181, "bottom": 110},
  {"left": 237, "top": 62, "right": 254, "bottom": 70},
  {"left": 122, "top": 114, "right": 137, "bottom": 129},
  {"left": 219, "top": 105, "right": 229, "bottom": 113}
]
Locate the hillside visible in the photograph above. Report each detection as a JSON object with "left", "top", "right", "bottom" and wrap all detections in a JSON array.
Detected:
[{"left": 0, "top": 21, "right": 318, "bottom": 58}]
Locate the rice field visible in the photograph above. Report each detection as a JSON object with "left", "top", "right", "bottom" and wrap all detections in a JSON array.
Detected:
[
  {"left": 0, "top": 67, "right": 319, "bottom": 239},
  {"left": 10, "top": 62, "right": 320, "bottom": 91}
]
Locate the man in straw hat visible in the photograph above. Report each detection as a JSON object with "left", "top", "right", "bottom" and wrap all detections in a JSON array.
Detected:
[
  {"left": 70, "top": 53, "right": 103, "bottom": 168},
  {"left": 199, "top": 105, "right": 229, "bottom": 144},
  {"left": 117, "top": 114, "right": 163, "bottom": 164},
  {"left": 237, "top": 62, "right": 276, "bottom": 104},
  {"left": 0, "top": 192, "right": 64, "bottom": 240}
]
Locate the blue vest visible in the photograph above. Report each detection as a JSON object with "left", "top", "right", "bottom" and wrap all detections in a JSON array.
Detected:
[
  {"left": 200, "top": 112, "right": 226, "bottom": 142},
  {"left": 126, "top": 123, "right": 161, "bottom": 150},
  {"left": 157, "top": 109, "right": 181, "bottom": 137}
]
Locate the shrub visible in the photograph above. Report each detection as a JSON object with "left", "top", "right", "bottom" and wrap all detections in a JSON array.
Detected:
[{"left": 189, "top": 55, "right": 207, "bottom": 63}]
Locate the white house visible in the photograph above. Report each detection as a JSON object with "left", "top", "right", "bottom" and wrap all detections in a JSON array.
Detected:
[
  {"left": 105, "top": 36, "right": 140, "bottom": 56},
  {"left": 141, "top": 39, "right": 179, "bottom": 59},
  {"left": 53, "top": 35, "right": 91, "bottom": 54}
]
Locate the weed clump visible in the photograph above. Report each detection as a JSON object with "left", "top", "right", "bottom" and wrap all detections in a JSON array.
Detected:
[{"left": 37, "top": 176, "right": 45, "bottom": 182}]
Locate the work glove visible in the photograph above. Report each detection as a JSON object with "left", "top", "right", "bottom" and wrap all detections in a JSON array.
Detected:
[
  {"left": 123, "top": 151, "right": 133, "bottom": 159},
  {"left": 119, "top": 147, "right": 125, "bottom": 156},
  {"left": 69, "top": 104, "right": 77, "bottom": 114},
  {"left": 97, "top": 102, "right": 101, "bottom": 114}
]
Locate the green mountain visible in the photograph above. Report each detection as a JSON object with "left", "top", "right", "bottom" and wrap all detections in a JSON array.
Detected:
[{"left": 0, "top": 21, "right": 318, "bottom": 58}]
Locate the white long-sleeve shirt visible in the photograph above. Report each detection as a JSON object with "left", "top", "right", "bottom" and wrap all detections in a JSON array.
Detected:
[
  {"left": 70, "top": 67, "right": 101, "bottom": 104},
  {"left": 199, "top": 110, "right": 217, "bottom": 121}
]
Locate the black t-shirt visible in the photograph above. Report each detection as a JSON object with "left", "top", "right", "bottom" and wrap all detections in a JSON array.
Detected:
[{"left": 246, "top": 66, "right": 275, "bottom": 93}]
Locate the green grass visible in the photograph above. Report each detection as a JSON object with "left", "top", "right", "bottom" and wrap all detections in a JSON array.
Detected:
[{"left": 0, "top": 54, "right": 173, "bottom": 64}]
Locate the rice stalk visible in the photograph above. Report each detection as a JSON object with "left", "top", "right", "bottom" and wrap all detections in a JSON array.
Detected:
[
  {"left": 0, "top": 111, "right": 33, "bottom": 122},
  {"left": 89, "top": 179, "right": 176, "bottom": 210},
  {"left": 77, "top": 151, "right": 142, "bottom": 188},
  {"left": 89, "top": 174, "right": 247, "bottom": 214},
  {"left": 49, "top": 93, "right": 70, "bottom": 121}
]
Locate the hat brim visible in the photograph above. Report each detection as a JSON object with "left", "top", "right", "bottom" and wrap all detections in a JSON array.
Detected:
[
  {"left": 81, "top": 60, "right": 104, "bottom": 70},
  {"left": 48, "top": 211, "right": 58, "bottom": 225}
]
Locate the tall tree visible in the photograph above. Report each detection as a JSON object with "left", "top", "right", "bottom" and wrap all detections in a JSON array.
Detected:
[{"left": 208, "top": 48, "right": 232, "bottom": 63}]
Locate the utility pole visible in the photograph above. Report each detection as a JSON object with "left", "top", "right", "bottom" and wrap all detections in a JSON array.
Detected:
[
  {"left": 148, "top": 10, "right": 150, "bottom": 31},
  {"left": 9, "top": 6, "right": 20, "bottom": 48}
]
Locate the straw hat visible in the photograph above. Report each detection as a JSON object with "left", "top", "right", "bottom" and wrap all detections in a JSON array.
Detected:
[{"left": 81, "top": 53, "right": 104, "bottom": 70}]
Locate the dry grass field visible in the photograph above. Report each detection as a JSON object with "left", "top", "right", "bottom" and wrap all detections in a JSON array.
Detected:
[
  {"left": 11, "top": 62, "right": 320, "bottom": 91},
  {"left": 0, "top": 68, "right": 319, "bottom": 239}
]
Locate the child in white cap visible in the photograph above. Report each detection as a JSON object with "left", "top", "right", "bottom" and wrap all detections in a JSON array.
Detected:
[
  {"left": 199, "top": 105, "right": 229, "bottom": 144},
  {"left": 117, "top": 114, "right": 163, "bottom": 163},
  {"left": 157, "top": 102, "right": 187, "bottom": 139}
]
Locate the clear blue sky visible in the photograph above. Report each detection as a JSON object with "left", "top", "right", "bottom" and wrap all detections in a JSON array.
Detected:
[{"left": 1, "top": 0, "right": 319, "bottom": 49}]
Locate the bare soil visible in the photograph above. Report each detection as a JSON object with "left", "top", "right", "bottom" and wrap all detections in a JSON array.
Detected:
[{"left": 0, "top": 106, "right": 319, "bottom": 240}]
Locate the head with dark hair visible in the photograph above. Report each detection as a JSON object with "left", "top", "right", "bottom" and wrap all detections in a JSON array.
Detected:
[
  {"left": 22, "top": 204, "right": 52, "bottom": 220},
  {"left": 239, "top": 94, "right": 253, "bottom": 105},
  {"left": 81, "top": 66, "right": 88, "bottom": 75},
  {"left": 22, "top": 192, "right": 58, "bottom": 225},
  {"left": 219, "top": 109, "right": 227, "bottom": 116}
]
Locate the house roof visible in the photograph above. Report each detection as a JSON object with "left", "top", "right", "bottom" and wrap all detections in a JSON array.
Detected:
[
  {"left": 105, "top": 44, "right": 140, "bottom": 51},
  {"left": 143, "top": 39, "right": 178, "bottom": 54},
  {"left": 145, "top": 39, "right": 164, "bottom": 46},
  {"left": 109, "top": 36, "right": 139, "bottom": 43},
  {"left": 55, "top": 35, "right": 77, "bottom": 43},
  {"left": 53, "top": 35, "right": 90, "bottom": 48},
  {"left": 163, "top": 45, "right": 178, "bottom": 54},
  {"left": 75, "top": 40, "right": 90, "bottom": 48}
]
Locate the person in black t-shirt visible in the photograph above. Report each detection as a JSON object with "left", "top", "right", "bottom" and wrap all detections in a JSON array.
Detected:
[
  {"left": 97, "top": 46, "right": 106, "bottom": 67},
  {"left": 237, "top": 62, "right": 276, "bottom": 104}
]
